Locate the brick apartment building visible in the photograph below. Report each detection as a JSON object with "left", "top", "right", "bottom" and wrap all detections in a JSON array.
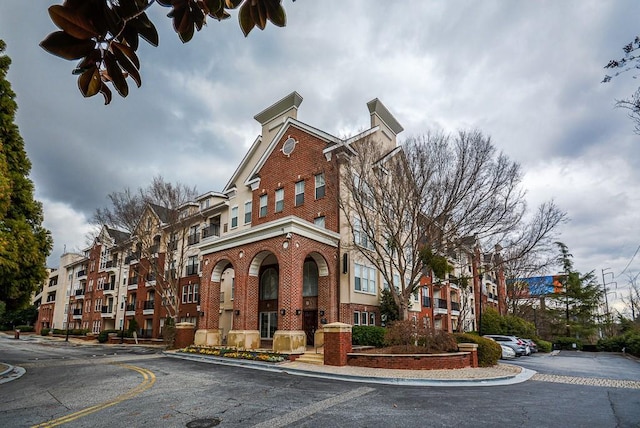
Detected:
[{"left": 34, "top": 92, "right": 506, "bottom": 349}]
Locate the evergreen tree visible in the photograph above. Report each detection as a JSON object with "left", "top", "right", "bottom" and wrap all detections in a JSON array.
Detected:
[
  {"left": 550, "top": 242, "right": 603, "bottom": 341},
  {"left": 0, "top": 40, "right": 52, "bottom": 312}
]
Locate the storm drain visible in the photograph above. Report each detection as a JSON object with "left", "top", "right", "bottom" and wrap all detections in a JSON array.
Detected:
[{"left": 186, "top": 418, "right": 221, "bottom": 428}]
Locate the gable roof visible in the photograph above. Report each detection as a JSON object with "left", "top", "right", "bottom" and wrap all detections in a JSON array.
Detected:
[{"left": 244, "top": 117, "right": 341, "bottom": 188}]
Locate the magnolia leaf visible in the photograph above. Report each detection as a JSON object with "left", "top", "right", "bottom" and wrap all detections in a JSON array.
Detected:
[
  {"left": 203, "top": 0, "right": 224, "bottom": 15},
  {"left": 131, "top": 13, "right": 159, "bottom": 47},
  {"left": 225, "top": 0, "right": 243, "bottom": 9},
  {"left": 77, "top": 66, "right": 101, "bottom": 97},
  {"left": 265, "top": 0, "right": 286, "bottom": 27},
  {"left": 48, "top": 5, "right": 99, "bottom": 40},
  {"left": 238, "top": 1, "right": 255, "bottom": 36},
  {"left": 121, "top": 24, "right": 140, "bottom": 51},
  {"left": 112, "top": 44, "right": 141, "bottom": 87},
  {"left": 112, "top": 41, "right": 140, "bottom": 69},
  {"left": 254, "top": 1, "right": 267, "bottom": 30},
  {"left": 40, "top": 31, "right": 95, "bottom": 60},
  {"left": 104, "top": 52, "right": 129, "bottom": 97},
  {"left": 99, "top": 82, "right": 113, "bottom": 105}
]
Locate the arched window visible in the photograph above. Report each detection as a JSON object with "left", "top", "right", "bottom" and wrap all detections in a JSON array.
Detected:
[
  {"left": 260, "top": 267, "right": 278, "bottom": 300},
  {"left": 302, "top": 260, "right": 318, "bottom": 297}
]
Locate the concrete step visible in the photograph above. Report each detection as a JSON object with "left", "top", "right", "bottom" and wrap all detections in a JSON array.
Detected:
[{"left": 295, "top": 352, "right": 325, "bottom": 365}]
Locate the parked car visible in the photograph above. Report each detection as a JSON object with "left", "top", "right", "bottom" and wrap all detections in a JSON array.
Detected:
[
  {"left": 520, "top": 338, "right": 538, "bottom": 353},
  {"left": 483, "top": 335, "right": 529, "bottom": 356},
  {"left": 500, "top": 344, "right": 516, "bottom": 359}
]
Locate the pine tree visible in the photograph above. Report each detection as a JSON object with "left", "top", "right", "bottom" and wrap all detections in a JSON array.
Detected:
[{"left": 0, "top": 40, "right": 52, "bottom": 312}]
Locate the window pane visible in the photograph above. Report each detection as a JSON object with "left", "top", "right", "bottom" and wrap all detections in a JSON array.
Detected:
[
  {"left": 231, "top": 206, "right": 238, "bottom": 228},
  {"left": 303, "top": 260, "right": 318, "bottom": 297},
  {"left": 275, "top": 189, "right": 284, "bottom": 213},
  {"left": 315, "top": 174, "right": 325, "bottom": 199},
  {"left": 295, "top": 181, "right": 305, "bottom": 206},
  {"left": 244, "top": 201, "right": 252, "bottom": 224},
  {"left": 259, "top": 195, "right": 267, "bottom": 217}
]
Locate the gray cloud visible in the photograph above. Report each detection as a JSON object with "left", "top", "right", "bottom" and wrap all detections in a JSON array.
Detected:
[{"left": 1, "top": 1, "right": 639, "bottom": 306}]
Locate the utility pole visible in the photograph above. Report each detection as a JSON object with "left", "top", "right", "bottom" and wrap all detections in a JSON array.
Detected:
[{"left": 601, "top": 268, "right": 615, "bottom": 336}]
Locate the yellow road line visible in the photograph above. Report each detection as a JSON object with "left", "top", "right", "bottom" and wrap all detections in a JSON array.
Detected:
[{"left": 31, "top": 363, "right": 156, "bottom": 428}]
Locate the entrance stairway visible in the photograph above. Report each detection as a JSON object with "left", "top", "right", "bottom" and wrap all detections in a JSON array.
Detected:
[{"left": 294, "top": 349, "right": 324, "bottom": 365}]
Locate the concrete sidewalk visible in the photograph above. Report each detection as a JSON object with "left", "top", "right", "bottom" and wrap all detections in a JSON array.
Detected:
[{"left": 163, "top": 350, "right": 535, "bottom": 387}]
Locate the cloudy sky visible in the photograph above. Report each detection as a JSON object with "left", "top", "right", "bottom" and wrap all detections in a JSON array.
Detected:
[{"left": 1, "top": 1, "right": 639, "bottom": 312}]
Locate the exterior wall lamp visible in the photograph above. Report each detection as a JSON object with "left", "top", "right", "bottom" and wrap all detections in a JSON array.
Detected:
[
  {"left": 295, "top": 309, "right": 301, "bottom": 315},
  {"left": 280, "top": 308, "right": 286, "bottom": 316},
  {"left": 235, "top": 309, "right": 240, "bottom": 316}
]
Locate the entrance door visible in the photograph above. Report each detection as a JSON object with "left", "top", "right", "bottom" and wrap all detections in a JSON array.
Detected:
[{"left": 303, "top": 310, "right": 317, "bottom": 346}]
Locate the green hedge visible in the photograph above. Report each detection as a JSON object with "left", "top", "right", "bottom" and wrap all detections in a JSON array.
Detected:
[
  {"left": 51, "top": 328, "right": 90, "bottom": 336},
  {"left": 598, "top": 331, "right": 640, "bottom": 357},
  {"left": 41, "top": 328, "right": 50, "bottom": 336},
  {"left": 14, "top": 325, "right": 34, "bottom": 332},
  {"left": 352, "top": 325, "right": 386, "bottom": 347},
  {"left": 454, "top": 333, "right": 501, "bottom": 367},
  {"left": 97, "top": 329, "right": 121, "bottom": 343},
  {"left": 534, "top": 338, "right": 552, "bottom": 353},
  {"left": 553, "top": 336, "right": 583, "bottom": 350}
]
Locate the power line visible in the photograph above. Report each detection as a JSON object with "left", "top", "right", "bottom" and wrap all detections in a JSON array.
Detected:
[{"left": 617, "top": 244, "right": 640, "bottom": 278}]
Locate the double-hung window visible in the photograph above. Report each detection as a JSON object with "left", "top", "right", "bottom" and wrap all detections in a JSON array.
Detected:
[
  {"left": 259, "top": 194, "right": 268, "bottom": 217},
  {"left": 315, "top": 173, "right": 325, "bottom": 199},
  {"left": 244, "top": 201, "right": 252, "bottom": 224},
  {"left": 275, "top": 188, "right": 284, "bottom": 213},
  {"left": 231, "top": 206, "right": 238, "bottom": 228},
  {"left": 295, "top": 181, "right": 305, "bottom": 206}
]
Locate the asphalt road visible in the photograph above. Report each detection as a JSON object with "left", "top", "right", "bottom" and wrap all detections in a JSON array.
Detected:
[{"left": 1, "top": 335, "right": 639, "bottom": 427}]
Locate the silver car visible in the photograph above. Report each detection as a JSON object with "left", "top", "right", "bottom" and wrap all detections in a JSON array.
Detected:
[{"left": 484, "top": 334, "right": 529, "bottom": 356}]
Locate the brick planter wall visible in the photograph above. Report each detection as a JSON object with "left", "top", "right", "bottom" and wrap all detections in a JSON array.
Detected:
[{"left": 347, "top": 352, "right": 472, "bottom": 370}]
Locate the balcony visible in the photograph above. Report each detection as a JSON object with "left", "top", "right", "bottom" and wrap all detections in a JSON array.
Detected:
[
  {"left": 125, "top": 252, "right": 141, "bottom": 265},
  {"left": 201, "top": 224, "right": 220, "bottom": 239},
  {"left": 103, "top": 281, "right": 117, "bottom": 294},
  {"left": 72, "top": 308, "right": 82, "bottom": 319},
  {"left": 149, "top": 244, "right": 159, "bottom": 255},
  {"left": 167, "top": 241, "right": 178, "bottom": 251},
  {"left": 145, "top": 274, "right": 156, "bottom": 287},
  {"left": 143, "top": 300, "right": 155, "bottom": 315},
  {"left": 187, "top": 233, "right": 200, "bottom": 246},
  {"left": 127, "top": 276, "right": 139, "bottom": 291},
  {"left": 76, "top": 269, "right": 87, "bottom": 278},
  {"left": 488, "top": 292, "right": 496, "bottom": 302},
  {"left": 434, "top": 298, "right": 448, "bottom": 315},
  {"left": 101, "top": 306, "right": 114, "bottom": 318},
  {"left": 451, "top": 301, "right": 460, "bottom": 311},
  {"left": 74, "top": 289, "right": 85, "bottom": 299},
  {"left": 421, "top": 296, "right": 431, "bottom": 308},
  {"left": 125, "top": 303, "right": 136, "bottom": 316}
]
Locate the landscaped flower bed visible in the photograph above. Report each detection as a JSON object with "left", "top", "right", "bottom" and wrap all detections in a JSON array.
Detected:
[{"left": 181, "top": 345, "right": 286, "bottom": 363}]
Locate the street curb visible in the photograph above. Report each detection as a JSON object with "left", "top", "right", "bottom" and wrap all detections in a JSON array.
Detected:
[
  {"left": 0, "top": 363, "right": 13, "bottom": 377},
  {"left": 0, "top": 364, "right": 26, "bottom": 385},
  {"left": 163, "top": 351, "right": 535, "bottom": 387}
]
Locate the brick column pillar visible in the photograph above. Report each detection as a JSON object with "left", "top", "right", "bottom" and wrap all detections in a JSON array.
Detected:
[
  {"left": 458, "top": 343, "right": 478, "bottom": 368},
  {"left": 174, "top": 322, "right": 196, "bottom": 349},
  {"left": 323, "top": 322, "right": 352, "bottom": 366}
]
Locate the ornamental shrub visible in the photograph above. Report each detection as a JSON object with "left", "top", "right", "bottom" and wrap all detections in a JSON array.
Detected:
[
  {"left": 41, "top": 328, "right": 50, "bottom": 336},
  {"left": 352, "top": 325, "right": 386, "bottom": 347},
  {"left": 454, "top": 333, "right": 501, "bottom": 367},
  {"left": 534, "top": 338, "right": 552, "bottom": 353},
  {"left": 15, "top": 325, "right": 34, "bottom": 332},
  {"left": 97, "top": 329, "right": 120, "bottom": 343},
  {"left": 384, "top": 320, "right": 458, "bottom": 353}
]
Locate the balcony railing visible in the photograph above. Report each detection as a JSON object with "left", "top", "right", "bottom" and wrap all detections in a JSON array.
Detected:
[
  {"left": 77, "top": 270, "right": 86, "bottom": 278},
  {"left": 125, "top": 303, "right": 136, "bottom": 312},
  {"left": 143, "top": 300, "right": 155, "bottom": 310},
  {"left": 422, "top": 296, "right": 431, "bottom": 308},
  {"left": 451, "top": 301, "right": 460, "bottom": 311},
  {"left": 186, "top": 264, "right": 199, "bottom": 276},
  {"left": 434, "top": 298, "right": 448, "bottom": 309},
  {"left": 129, "top": 276, "right": 139, "bottom": 285},
  {"left": 74, "top": 289, "right": 85, "bottom": 296},
  {"left": 104, "top": 281, "right": 116, "bottom": 292},
  {"left": 73, "top": 308, "right": 82, "bottom": 316},
  {"left": 101, "top": 305, "right": 112, "bottom": 314},
  {"left": 149, "top": 244, "right": 159, "bottom": 254},
  {"left": 167, "top": 241, "right": 178, "bottom": 251},
  {"left": 201, "top": 224, "right": 221, "bottom": 239},
  {"left": 488, "top": 292, "right": 495, "bottom": 300}
]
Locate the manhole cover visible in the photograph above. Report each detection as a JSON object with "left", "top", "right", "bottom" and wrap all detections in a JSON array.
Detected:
[{"left": 186, "top": 418, "right": 221, "bottom": 428}]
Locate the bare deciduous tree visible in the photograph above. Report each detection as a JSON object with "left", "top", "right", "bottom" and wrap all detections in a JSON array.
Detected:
[
  {"left": 94, "top": 176, "right": 197, "bottom": 343},
  {"left": 339, "top": 131, "right": 565, "bottom": 320}
]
